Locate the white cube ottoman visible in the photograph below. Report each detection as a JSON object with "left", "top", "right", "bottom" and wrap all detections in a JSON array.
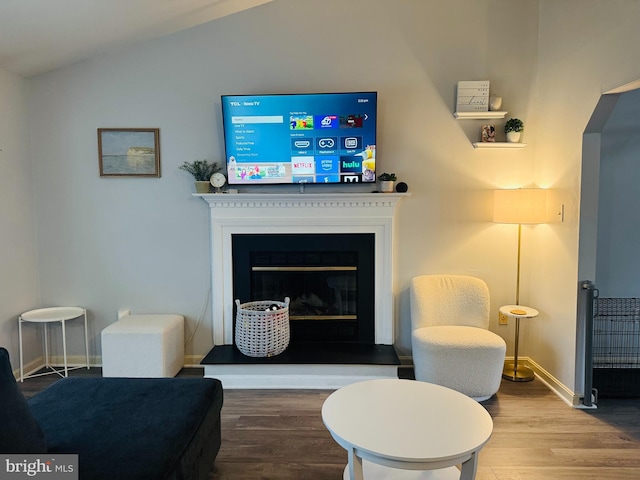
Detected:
[{"left": 101, "top": 313, "right": 184, "bottom": 378}]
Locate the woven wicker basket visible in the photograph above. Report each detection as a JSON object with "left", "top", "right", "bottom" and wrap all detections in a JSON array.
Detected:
[{"left": 235, "top": 297, "right": 290, "bottom": 357}]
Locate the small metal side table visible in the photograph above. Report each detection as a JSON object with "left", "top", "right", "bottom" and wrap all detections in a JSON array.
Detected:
[
  {"left": 500, "top": 305, "right": 539, "bottom": 382},
  {"left": 18, "top": 307, "right": 90, "bottom": 382}
]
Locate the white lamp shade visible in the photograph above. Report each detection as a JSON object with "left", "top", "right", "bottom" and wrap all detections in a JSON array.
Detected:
[{"left": 493, "top": 189, "right": 548, "bottom": 224}]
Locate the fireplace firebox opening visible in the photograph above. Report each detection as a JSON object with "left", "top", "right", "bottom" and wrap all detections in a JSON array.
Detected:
[{"left": 232, "top": 233, "right": 375, "bottom": 344}]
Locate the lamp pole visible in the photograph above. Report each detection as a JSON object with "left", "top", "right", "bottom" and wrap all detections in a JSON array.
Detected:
[{"left": 503, "top": 222, "right": 535, "bottom": 381}]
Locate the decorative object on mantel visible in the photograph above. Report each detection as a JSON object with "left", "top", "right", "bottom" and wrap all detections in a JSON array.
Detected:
[
  {"left": 481, "top": 124, "right": 496, "bottom": 142},
  {"left": 98, "top": 128, "right": 160, "bottom": 178},
  {"left": 179, "top": 160, "right": 220, "bottom": 193},
  {"left": 210, "top": 172, "right": 227, "bottom": 194},
  {"left": 505, "top": 118, "right": 524, "bottom": 143},
  {"left": 377, "top": 173, "right": 397, "bottom": 193},
  {"left": 489, "top": 94, "right": 503, "bottom": 111},
  {"left": 396, "top": 182, "right": 409, "bottom": 193}
]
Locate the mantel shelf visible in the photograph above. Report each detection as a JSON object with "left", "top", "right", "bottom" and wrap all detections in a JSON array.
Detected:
[
  {"left": 454, "top": 111, "right": 507, "bottom": 119},
  {"left": 193, "top": 192, "right": 410, "bottom": 206},
  {"left": 472, "top": 142, "right": 527, "bottom": 149}
]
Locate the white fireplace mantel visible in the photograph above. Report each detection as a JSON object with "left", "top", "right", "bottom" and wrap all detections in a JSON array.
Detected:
[{"left": 197, "top": 192, "right": 408, "bottom": 347}]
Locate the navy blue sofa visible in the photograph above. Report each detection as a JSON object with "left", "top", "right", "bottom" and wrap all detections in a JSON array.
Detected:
[{"left": 0, "top": 348, "right": 223, "bottom": 480}]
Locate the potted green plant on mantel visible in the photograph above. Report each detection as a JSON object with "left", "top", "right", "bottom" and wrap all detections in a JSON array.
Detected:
[
  {"left": 504, "top": 118, "right": 524, "bottom": 143},
  {"left": 378, "top": 172, "right": 397, "bottom": 193},
  {"left": 179, "top": 160, "right": 221, "bottom": 193}
]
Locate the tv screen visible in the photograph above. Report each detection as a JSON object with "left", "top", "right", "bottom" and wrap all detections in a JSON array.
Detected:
[{"left": 221, "top": 92, "right": 377, "bottom": 185}]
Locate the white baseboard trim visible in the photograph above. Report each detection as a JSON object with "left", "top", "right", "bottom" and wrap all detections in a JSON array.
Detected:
[
  {"left": 403, "top": 354, "right": 585, "bottom": 409},
  {"left": 15, "top": 355, "right": 205, "bottom": 375},
  {"left": 12, "top": 357, "right": 45, "bottom": 380},
  {"left": 203, "top": 363, "right": 399, "bottom": 389},
  {"left": 397, "top": 354, "right": 413, "bottom": 365},
  {"left": 16, "top": 352, "right": 585, "bottom": 407},
  {"left": 14, "top": 355, "right": 96, "bottom": 378},
  {"left": 510, "top": 356, "right": 591, "bottom": 408},
  {"left": 184, "top": 355, "right": 205, "bottom": 368}
]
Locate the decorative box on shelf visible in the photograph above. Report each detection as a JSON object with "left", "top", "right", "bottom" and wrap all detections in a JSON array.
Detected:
[{"left": 456, "top": 80, "right": 490, "bottom": 113}]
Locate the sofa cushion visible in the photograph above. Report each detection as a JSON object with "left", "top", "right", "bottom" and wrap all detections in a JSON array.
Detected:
[
  {"left": 28, "top": 377, "right": 223, "bottom": 480},
  {"left": 0, "top": 347, "right": 47, "bottom": 453}
]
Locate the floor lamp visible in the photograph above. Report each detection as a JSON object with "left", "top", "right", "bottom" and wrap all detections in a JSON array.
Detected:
[{"left": 493, "top": 188, "right": 548, "bottom": 381}]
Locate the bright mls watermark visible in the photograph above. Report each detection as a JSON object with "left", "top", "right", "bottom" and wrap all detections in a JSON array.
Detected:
[{"left": 0, "top": 455, "right": 78, "bottom": 479}]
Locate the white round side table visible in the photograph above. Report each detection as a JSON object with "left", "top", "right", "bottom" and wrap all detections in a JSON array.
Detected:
[
  {"left": 499, "top": 305, "right": 539, "bottom": 382},
  {"left": 18, "top": 307, "right": 90, "bottom": 382}
]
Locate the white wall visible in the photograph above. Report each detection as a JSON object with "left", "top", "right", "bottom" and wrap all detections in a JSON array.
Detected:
[
  {"left": 26, "top": 0, "right": 540, "bottom": 364},
  {"left": 0, "top": 68, "right": 41, "bottom": 364},
  {"left": 531, "top": 0, "right": 640, "bottom": 394},
  {"left": 18, "top": 0, "right": 640, "bottom": 396},
  {"left": 26, "top": 0, "right": 640, "bottom": 399}
]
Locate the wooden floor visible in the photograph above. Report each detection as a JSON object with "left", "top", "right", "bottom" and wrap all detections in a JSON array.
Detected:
[{"left": 18, "top": 368, "right": 640, "bottom": 479}]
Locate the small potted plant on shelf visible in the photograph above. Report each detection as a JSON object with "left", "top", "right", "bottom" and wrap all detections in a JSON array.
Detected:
[
  {"left": 179, "top": 160, "right": 221, "bottom": 193},
  {"left": 378, "top": 172, "right": 397, "bottom": 193},
  {"left": 504, "top": 118, "right": 524, "bottom": 143}
]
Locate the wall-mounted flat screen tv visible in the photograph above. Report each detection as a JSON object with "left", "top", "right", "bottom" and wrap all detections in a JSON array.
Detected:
[{"left": 221, "top": 92, "right": 377, "bottom": 185}]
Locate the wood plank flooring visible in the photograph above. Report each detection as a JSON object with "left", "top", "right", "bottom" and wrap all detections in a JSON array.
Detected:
[{"left": 18, "top": 368, "right": 640, "bottom": 479}]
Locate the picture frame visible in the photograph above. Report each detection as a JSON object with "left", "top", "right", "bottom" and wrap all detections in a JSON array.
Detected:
[
  {"left": 98, "top": 128, "right": 160, "bottom": 177},
  {"left": 481, "top": 124, "right": 496, "bottom": 143}
]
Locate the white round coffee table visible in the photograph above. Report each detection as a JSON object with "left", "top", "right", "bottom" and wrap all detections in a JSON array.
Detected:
[
  {"left": 322, "top": 379, "right": 493, "bottom": 480},
  {"left": 18, "top": 306, "right": 90, "bottom": 382}
]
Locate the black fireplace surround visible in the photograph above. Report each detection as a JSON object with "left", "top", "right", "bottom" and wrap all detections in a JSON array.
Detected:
[{"left": 232, "top": 233, "right": 375, "bottom": 344}]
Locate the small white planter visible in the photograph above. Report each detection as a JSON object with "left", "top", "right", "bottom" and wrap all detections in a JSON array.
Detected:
[
  {"left": 506, "top": 131, "right": 522, "bottom": 143},
  {"left": 379, "top": 181, "right": 395, "bottom": 193}
]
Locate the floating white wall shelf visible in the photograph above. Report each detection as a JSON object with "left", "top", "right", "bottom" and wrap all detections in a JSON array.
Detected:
[
  {"left": 454, "top": 111, "right": 507, "bottom": 119},
  {"left": 472, "top": 142, "right": 526, "bottom": 149}
]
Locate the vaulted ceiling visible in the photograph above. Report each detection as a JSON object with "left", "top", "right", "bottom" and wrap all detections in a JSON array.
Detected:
[{"left": 0, "top": 0, "right": 272, "bottom": 78}]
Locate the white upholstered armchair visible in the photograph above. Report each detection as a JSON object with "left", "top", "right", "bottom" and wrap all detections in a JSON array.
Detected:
[{"left": 410, "top": 275, "right": 506, "bottom": 401}]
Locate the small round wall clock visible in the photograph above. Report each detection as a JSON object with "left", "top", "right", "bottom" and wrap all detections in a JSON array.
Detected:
[{"left": 210, "top": 173, "right": 227, "bottom": 193}]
